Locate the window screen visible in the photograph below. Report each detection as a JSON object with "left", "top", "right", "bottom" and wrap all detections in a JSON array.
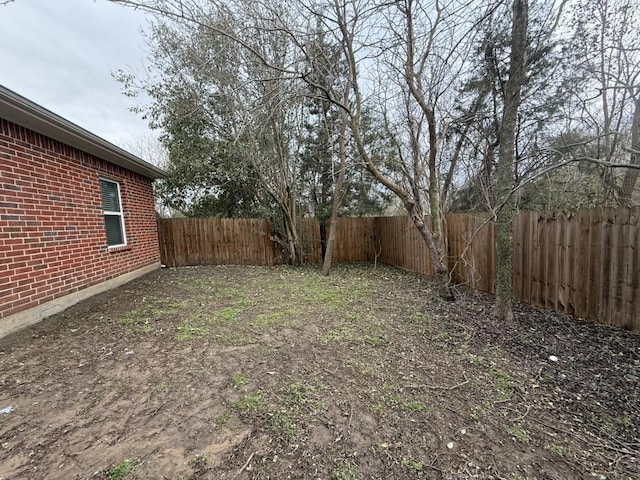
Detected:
[{"left": 100, "top": 179, "right": 126, "bottom": 247}]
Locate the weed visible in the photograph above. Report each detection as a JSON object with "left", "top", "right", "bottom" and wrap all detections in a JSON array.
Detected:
[
  {"left": 232, "top": 373, "right": 250, "bottom": 388},
  {"left": 363, "top": 334, "right": 388, "bottom": 347},
  {"left": 212, "top": 306, "right": 244, "bottom": 325},
  {"left": 322, "top": 326, "right": 354, "bottom": 343},
  {"left": 270, "top": 410, "right": 299, "bottom": 440},
  {"left": 215, "top": 411, "right": 231, "bottom": 426},
  {"left": 107, "top": 458, "right": 136, "bottom": 480},
  {"left": 233, "top": 392, "right": 264, "bottom": 414},
  {"left": 402, "top": 456, "right": 425, "bottom": 472},
  {"left": 389, "top": 395, "right": 426, "bottom": 413},
  {"left": 435, "top": 331, "right": 451, "bottom": 342},
  {"left": 176, "top": 322, "right": 209, "bottom": 341},
  {"left": 322, "top": 330, "right": 345, "bottom": 343},
  {"left": 489, "top": 367, "right": 514, "bottom": 400},
  {"left": 602, "top": 414, "right": 634, "bottom": 437},
  {"left": 507, "top": 424, "right": 531, "bottom": 444},
  {"left": 546, "top": 443, "right": 566, "bottom": 456},
  {"left": 288, "top": 381, "right": 316, "bottom": 405},
  {"left": 298, "top": 274, "right": 370, "bottom": 313},
  {"left": 155, "top": 382, "right": 170, "bottom": 392},
  {"left": 468, "top": 354, "right": 487, "bottom": 366},
  {"left": 189, "top": 454, "right": 208, "bottom": 468},
  {"left": 330, "top": 461, "right": 360, "bottom": 480},
  {"left": 221, "top": 287, "right": 250, "bottom": 303}
]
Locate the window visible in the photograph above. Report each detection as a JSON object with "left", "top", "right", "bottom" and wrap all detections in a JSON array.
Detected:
[{"left": 100, "top": 179, "right": 126, "bottom": 247}]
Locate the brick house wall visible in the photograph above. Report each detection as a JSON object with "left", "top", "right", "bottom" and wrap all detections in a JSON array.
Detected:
[{"left": 0, "top": 119, "right": 160, "bottom": 322}]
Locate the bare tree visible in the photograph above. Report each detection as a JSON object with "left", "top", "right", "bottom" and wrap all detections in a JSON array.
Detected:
[
  {"left": 315, "top": 0, "right": 491, "bottom": 298},
  {"left": 568, "top": 0, "right": 640, "bottom": 205},
  {"left": 494, "top": 0, "right": 529, "bottom": 321},
  {"left": 109, "top": 0, "right": 488, "bottom": 296}
]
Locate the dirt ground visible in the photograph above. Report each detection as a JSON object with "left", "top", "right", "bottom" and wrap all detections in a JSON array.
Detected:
[{"left": 0, "top": 264, "right": 638, "bottom": 480}]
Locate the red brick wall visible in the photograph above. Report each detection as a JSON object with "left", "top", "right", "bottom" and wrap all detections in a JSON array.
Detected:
[{"left": 0, "top": 119, "right": 160, "bottom": 320}]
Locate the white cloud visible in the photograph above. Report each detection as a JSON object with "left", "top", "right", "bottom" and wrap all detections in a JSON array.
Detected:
[{"left": 0, "top": 0, "right": 156, "bottom": 148}]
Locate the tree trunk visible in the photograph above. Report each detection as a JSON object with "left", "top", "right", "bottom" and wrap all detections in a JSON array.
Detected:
[
  {"left": 321, "top": 161, "right": 346, "bottom": 275},
  {"left": 322, "top": 110, "right": 348, "bottom": 276},
  {"left": 495, "top": 0, "right": 529, "bottom": 321}
]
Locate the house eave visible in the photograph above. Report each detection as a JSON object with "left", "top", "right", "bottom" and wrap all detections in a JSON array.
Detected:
[{"left": 0, "top": 85, "right": 167, "bottom": 180}]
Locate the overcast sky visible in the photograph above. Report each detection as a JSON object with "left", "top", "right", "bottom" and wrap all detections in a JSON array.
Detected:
[{"left": 0, "top": 0, "right": 156, "bottom": 152}]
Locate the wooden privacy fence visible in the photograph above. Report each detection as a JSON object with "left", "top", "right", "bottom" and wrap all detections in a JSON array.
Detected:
[
  {"left": 157, "top": 218, "right": 278, "bottom": 266},
  {"left": 157, "top": 207, "right": 640, "bottom": 332},
  {"left": 157, "top": 216, "right": 375, "bottom": 267}
]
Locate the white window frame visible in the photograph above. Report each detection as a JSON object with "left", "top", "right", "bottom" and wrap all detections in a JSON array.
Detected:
[{"left": 100, "top": 178, "right": 127, "bottom": 248}]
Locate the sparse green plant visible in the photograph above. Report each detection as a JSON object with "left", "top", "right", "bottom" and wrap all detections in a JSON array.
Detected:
[
  {"left": 221, "top": 287, "right": 249, "bottom": 302},
  {"left": 233, "top": 392, "right": 264, "bottom": 414},
  {"left": 119, "top": 301, "right": 185, "bottom": 331},
  {"left": 602, "top": 413, "right": 634, "bottom": 437},
  {"left": 546, "top": 443, "right": 566, "bottom": 456},
  {"left": 408, "top": 310, "right": 431, "bottom": 325},
  {"left": 507, "top": 424, "right": 531, "bottom": 444},
  {"left": 322, "top": 330, "right": 343, "bottom": 343},
  {"left": 119, "top": 306, "right": 161, "bottom": 326},
  {"left": 155, "top": 382, "right": 170, "bottom": 392},
  {"left": 435, "top": 331, "right": 451, "bottom": 342},
  {"left": 232, "top": 373, "right": 250, "bottom": 388},
  {"left": 215, "top": 411, "right": 231, "bottom": 426},
  {"left": 212, "top": 306, "right": 244, "bottom": 324},
  {"left": 402, "top": 456, "right": 425, "bottom": 472},
  {"left": 330, "top": 461, "right": 360, "bottom": 480},
  {"left": 363, "top": 334, "right": 388, "bottom": 347},
  {"left": 270, "top": 410, "right": 299, "bottom": 440},
  {"left": 189, "top": 454, "right": 208, "bottom": 468},
  {"left": 176, "top": 321, "right": 209, "bottom": 341},
  {"left": 107, "top": 458, "right": 136, "bottom": 480},
  {"left": 489, "top": 367, "right": 515, "bottom": 400},
  {"left": 389, "top": 395, "right": 426, "bottom": 412},
  {"left": 252, "top": 310, "right": 300, "bottom": 329},
  {"left": 468, "top": 354, "right": 487, "bottom": 366},
  {"left": 288, "top": 381, "right": 312, "bottom": 404}
]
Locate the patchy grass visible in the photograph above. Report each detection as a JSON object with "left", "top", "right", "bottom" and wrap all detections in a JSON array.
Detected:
[
  {"left": 106, "top": 458, "right": 136, "bottom": 480},
  {"left": 1, "top": 264, "right": 639, "bottom": 480},
  {"left": 176, "top": 321, "right": 209, "bottom": 341},
  {"left": 507, "top": 423, "right": 531, "bottom": 444},
  {"left": 388, "top": 394, "right": 427, "bottom": 413},
  {"left": 330, "top": 461, "right": 360, "bottom": 480},
  {"left": 233, "top": 391, "right": 264, "bottom": 415},
  {"left": 232, "top": 373, "right": 251, "bottom": 388}
]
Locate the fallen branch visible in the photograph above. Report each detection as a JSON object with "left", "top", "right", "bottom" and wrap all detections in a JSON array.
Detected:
[{"left": 232, "top": 452, "right": 256, "bottom": 479}]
